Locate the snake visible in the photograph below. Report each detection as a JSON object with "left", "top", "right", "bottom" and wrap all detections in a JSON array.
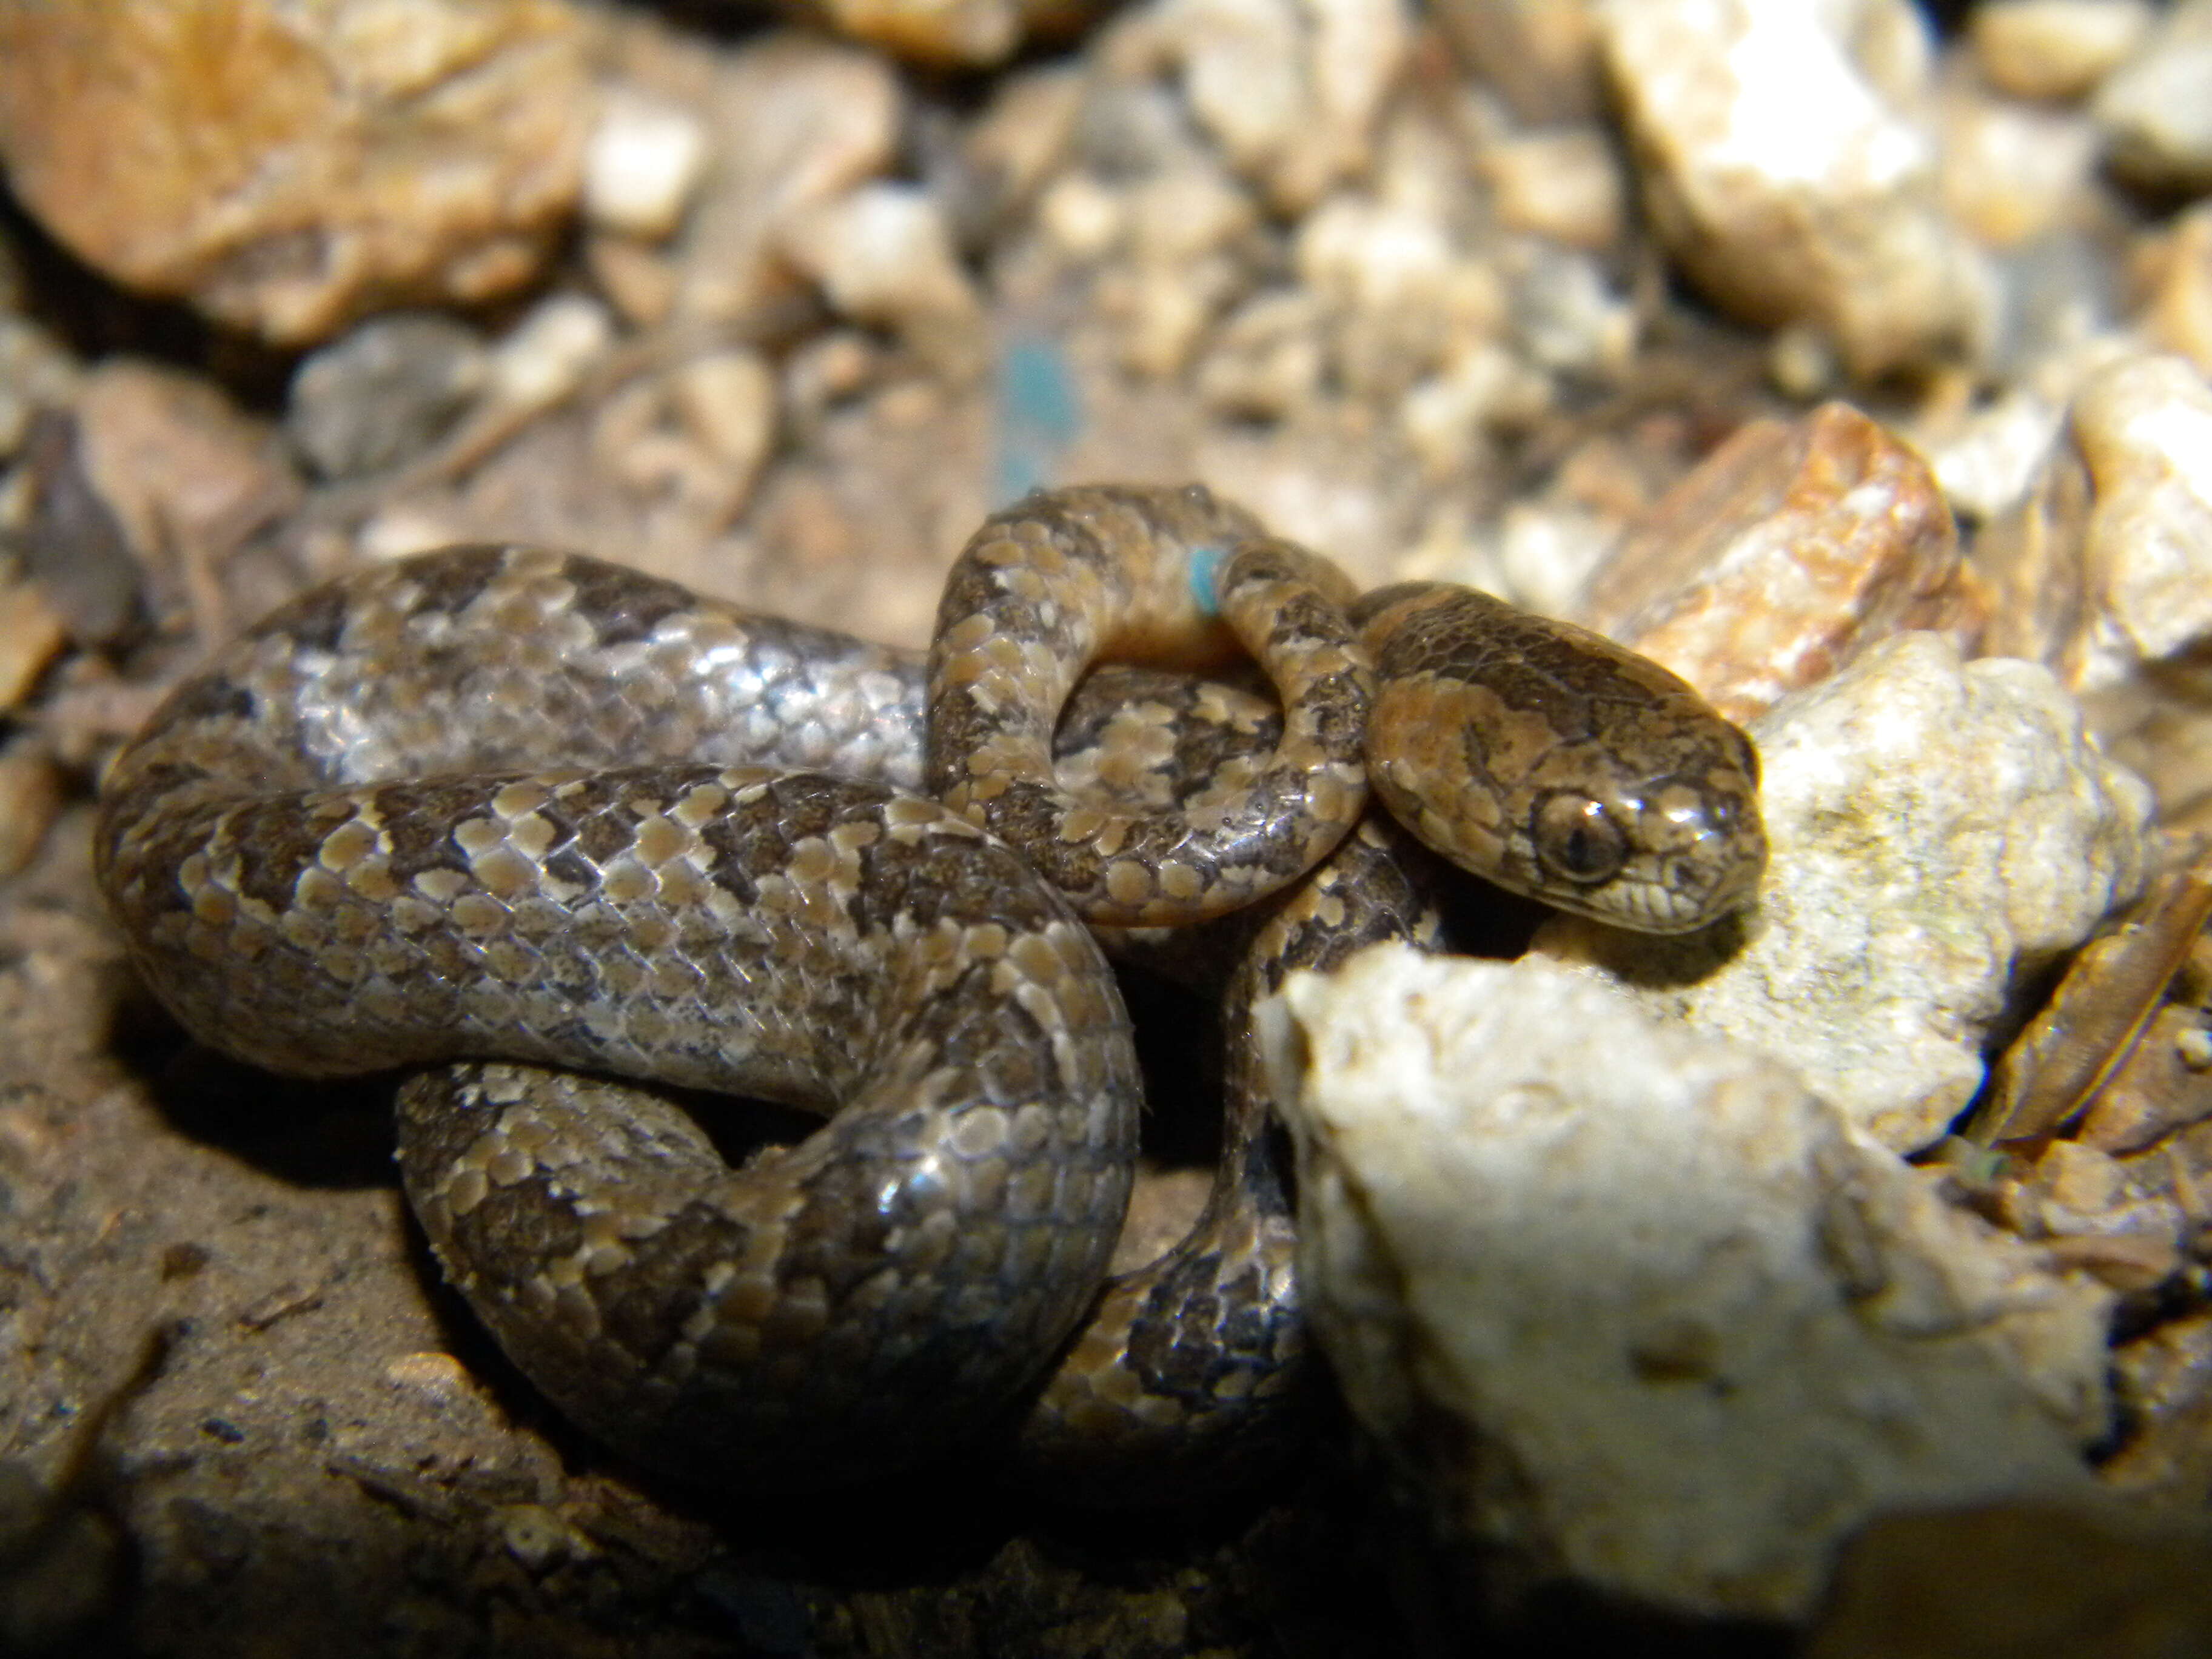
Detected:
[{"left": 93, "top": 483, "right": 1767, "bottom": 1496}]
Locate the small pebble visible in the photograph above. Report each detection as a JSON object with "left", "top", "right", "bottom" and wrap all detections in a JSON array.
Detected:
[
  {"left": 0, "top": 737, "right": 62, "bottom": 877},
  {"left": 484, "top": 293, "right": 615, "bottom": 414},
  {"left": 583, "top": 93, "right": 708, "bottom": 242},
  {"left": 286, "top": 313, "right": 488, "bottom": 481}
]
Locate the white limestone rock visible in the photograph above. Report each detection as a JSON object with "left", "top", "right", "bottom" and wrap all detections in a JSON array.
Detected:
[
  {"left": 1270, "top": 948, "right": 2112, "bottom": 1622},
  {"left": 1538, "top": 632, "right": 2154, "bottom": 1151},
  {"left": 1597, "top": 0, "right": 1989, "bottom": 378}
]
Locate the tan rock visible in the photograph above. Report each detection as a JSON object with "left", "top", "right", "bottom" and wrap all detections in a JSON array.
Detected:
[
  {"left": 0, "top": 580, "right": 65, "bottom": 711},
  {"left": 777, "top": 183, "right": 986, "bottom": 380},
  {"left": 1971, "top": 0, "right": 2153, "bottom": 102},
  {"left": 0, "top": 0, "right": 594, "bottom": 344},
  {"left": 1158, "top": 0, "right": 1409, "bottom": 213},
  {"left": 1574, "top": 403, "right": 1980, "bottom": 723},
  {"left": 789, "top": 0, "right": 1097, "bottom": 65},
  {"left": 2137, "top": 203, "right": 2212, "bottom": 380},
  {"left": 1478, "top": 128, "right": 1625, "bottom": 251},
  {"left": 1427, "top": 0, "right": 1601, "bottom": 126},
  {"left": 73, "top": 361, "right": 301, "bottom": 609},
  {"left": 0, "top": 736, "right": 61, "bottom": 879}
]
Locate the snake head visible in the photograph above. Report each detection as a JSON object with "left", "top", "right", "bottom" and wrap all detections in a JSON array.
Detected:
[
  {"left": 1521, "top": 736, "right": 1768, "bottom": 933},
  {"left": 1357, "top": 581, "right": 1769, "bottom": 937}
]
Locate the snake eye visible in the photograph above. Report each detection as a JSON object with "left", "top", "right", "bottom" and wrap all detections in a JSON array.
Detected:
[{"left": 1533, "top": 793, "right": 1627, "bottom": 886}]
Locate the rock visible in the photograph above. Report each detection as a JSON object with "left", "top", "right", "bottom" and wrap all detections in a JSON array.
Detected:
[
  {"left": 1156, "top": 0, "right": 1409, "bottom": 214},
  {"left": 1937, "top": 87, "right": 2105, "bottom": 250},
  {"left": 1478, "top": 128, "right": 1626, "bottom": 252},
  {"left": 956, "top": 66, "right": 1085, "bottom": 238},
  {"left": 0, "top": 0, "right": 594, "bottom": 344},
  {"left": 2093, "top": 0, "right": 2212, "bottom": 194},
  {"left": 1997, "top": 1139, "right": 2189, "bottom": 1292},
  {"left": 482, "top": 293, "right": 614, "bottom": 417},
  {"left": 1271, "top": 947, "right": 2111, "bottom": 1623},
  {"left": 1573, "top": 403, "right": 1979, "bottom": 725},
  {"left": 12, "top": 409, "right": 140, "bottom": 648},
  {"left": 581, "top": 91, "right": 707, "bottom": 243},
  {"left": 669, "top": 349, "right": 778, "bottom": 489},
  {"left": 0, "top": 735, "right": 61, "bottom": 879},
  {"left": 2136, "top": 203, "right": 2212, "bottom": 378},
  {"left": 1194, "top": 289, "right": 1326, "bottom": 421},
  {"left": 1598, "top": 0, "right": 1991, "bottom": 379},
  {"left": 777, "top": 183, "right": 987, "bottom": 380},
  {"left": 70, "top": 362, "right": 301, "bottom": 622},
  {"left": 286, "top": 313, "right": 488, "bottom": 481},
  {"left": 671, "top": 36, "right": 900, "bottom": 326},
  {"left": 1978, "top": 354, "right": 2212, "bottom": 701},
  {"left": 1541, "top": 633, "right": 2155, "bottom": 1152},
  {"left": 783, "top": 0, "right": 1094, "bottom": 66},
  {"left": 0, "top": 578, "right": 65, "bottom": 711},
  {"left": 2103, "top": 1311, "right": 2212, "bottom": 1499},
  {"left": 1427, "top": 0, "right": 1603, "bottom": 126},
  {"left": 1971, "top": 1, "right": 2153, "bottom": 103},
  {"left": 0, "top": 316, "right": 79, "bottom": 461}
]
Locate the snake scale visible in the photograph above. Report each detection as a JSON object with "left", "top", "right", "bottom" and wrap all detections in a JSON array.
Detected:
[{"left": 95, "top": 483, "right": 1766, "bottom": 1496}]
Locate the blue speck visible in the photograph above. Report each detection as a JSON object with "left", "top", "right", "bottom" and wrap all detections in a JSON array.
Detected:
[
  {"left": 994, "top": 333, "right": 1082, "bottom": 504},
  {"left": 1188, "top": 545, "right": 1225, "bottom": 616}
]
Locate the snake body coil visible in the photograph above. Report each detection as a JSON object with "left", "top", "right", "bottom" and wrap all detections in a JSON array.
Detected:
[{"left": 95, "top": 484, "right": 1765, "bottom": 1494}]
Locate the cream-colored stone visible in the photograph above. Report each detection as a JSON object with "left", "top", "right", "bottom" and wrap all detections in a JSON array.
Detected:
[
  {"left": 670, "top": 350, "right": 778, "bottom": 492},
  {"left": 1478, "top": 128, "right": 1624, "bottom": 250},
  {"left": 1599, "top": 0, "right": 1991, "bottom": 378},
  {"left": 483, "top": 294, "right": 614, "bottom": 414},
  {"left": 1541, "top": 633, "right": 2155, "bottom": 1151},
  {"left": 1273, "top": 948, "right": 2110, "bottom": 1621},
  {"left": 1972, "top": 1, "right": 2152, "bottom": 102},
  {"left": 777, "top": 183, "right": 986, "bottom": 380},
  {"left": 1939, "top": 86, "right": 2104, "bottom": 250},
  {"left": 1159, "top": 0, "right": 1409, "bottom": 213},
  {"left": 582, "top": 91, "right": 706, "bottom": 241},
  {"left": 2093, "top": 0, "right": 2212, "bottom": 192}
]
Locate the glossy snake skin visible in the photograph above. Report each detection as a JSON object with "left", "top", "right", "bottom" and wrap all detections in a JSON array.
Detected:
[{"left": 95, "top": 484, "right": 1766, "bottom": 1496}]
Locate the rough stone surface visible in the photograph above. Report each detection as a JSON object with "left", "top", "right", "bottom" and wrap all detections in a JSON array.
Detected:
[
  {"left": 1572, "top": 401, "right": 1980, "bottom": 723},
  {"left": 2093, "top": 0, "right": 2212, "bottom": 193},
  {"left": 1541, "top": 632, "right": 2155, "bottom": 1151},
  {"left": 0, "top": 0, "right": 594, "bottom": 344},
  {"left": 1273, "top": 948, "right": 2111, "bottom": 1623},
  {"left": 1599, "top": 0, "right": 1991, "bottom": 378}
]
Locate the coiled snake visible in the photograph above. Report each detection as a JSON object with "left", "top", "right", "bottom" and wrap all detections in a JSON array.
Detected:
[{"left": 95, "top": 484, "right": 1766, "bottom": 1496}]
